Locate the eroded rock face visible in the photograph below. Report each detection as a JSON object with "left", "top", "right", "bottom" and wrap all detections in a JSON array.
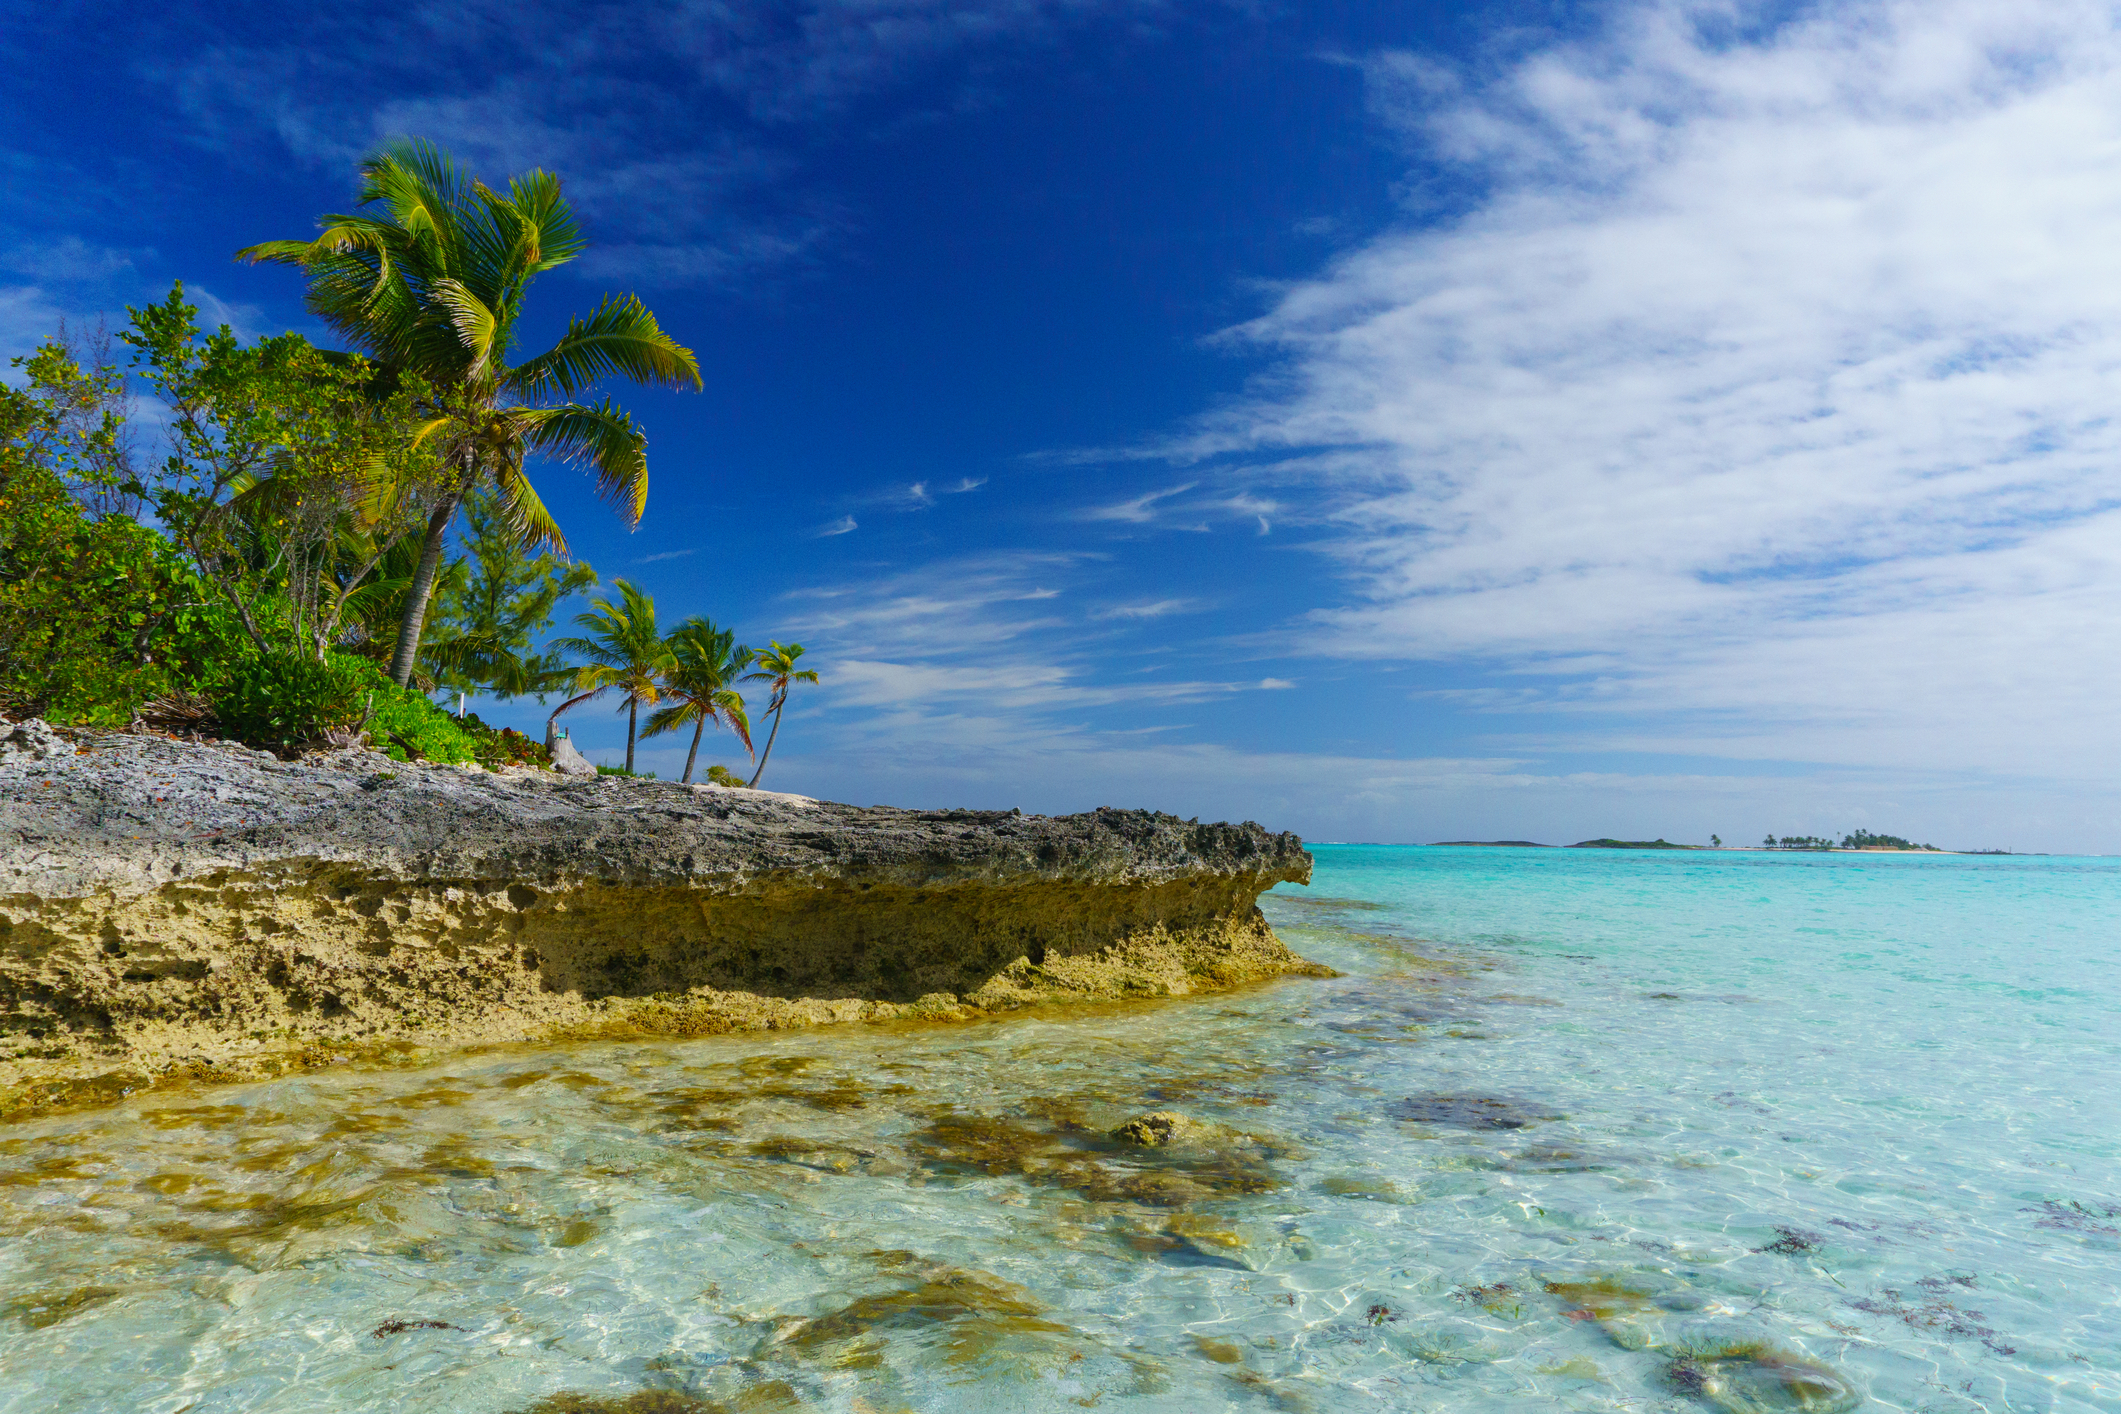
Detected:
[{"left": 0, "top": 726, "right": 1319, "bottom": 1118}]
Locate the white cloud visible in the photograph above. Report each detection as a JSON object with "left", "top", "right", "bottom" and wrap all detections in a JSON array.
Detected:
[
  {"left": 1258, "top": 677, "right": 1296, "bottom": 690},
  {"left": 1172, "top": 0, "right": 2121, "bottom": 781},
  {"left": 1082, "top": 481, "right": 1197, "bottom": 523},
  {"left": 0, "top": 236, "right": 138, "bottom": 282},
  {"left": 0, "top": 286, "right": 66, "bottom": 372},
  {"left": 815, "top": 514, "right": 859, "bottom": 537},
  {"left": 1094, "top": 597, "right": 1203, "bottom": 620},
  {"left": 634, "top": 548, "right": 698, "bottom": 564}
]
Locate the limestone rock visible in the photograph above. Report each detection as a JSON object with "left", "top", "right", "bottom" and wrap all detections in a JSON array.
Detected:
[
  {"left": 0, "top": 730, "right": 1323, "bottom": 1119},
  {"left": 0, "top": 718, "right": 72, "bottom": 762}
]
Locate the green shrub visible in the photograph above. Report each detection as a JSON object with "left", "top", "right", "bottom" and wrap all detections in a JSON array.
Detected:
[
  {"left": 705, "top": 764, "right": 748, "bottom": 789},
  {"left": 456, "top": 711, "right": 552, "bottom": 769},
  {"left": 0, "top": 464, "right": 217, "bottom": 727},
  {"left": 596, "top": 764, "right": 656, "bottom": 779},
  {"left": 358, "top": 669, "right": 476, "bottom": 764},
  {"left": 212, "top": 650, "right": 477, "bottom": 763},
  {"left": 212, "top": 650, "right": 369, "bottom": 749}
]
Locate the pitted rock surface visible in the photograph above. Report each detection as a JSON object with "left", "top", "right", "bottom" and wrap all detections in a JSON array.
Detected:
[{"left": 0, "top": 724, "right": 1320, "bottom": 1119}]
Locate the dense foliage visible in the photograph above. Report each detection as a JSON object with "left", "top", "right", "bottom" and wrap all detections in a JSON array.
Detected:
[
  {"left": 0, "top": 344, "right": 224, "bottom": 725},
  {"left": 241, "top": 140, "right": 700, "bottom": 687},
  {"left": 1840, "top": 830, "right": 1938, "bottom": 851},
  {"left": 0, "top": 140, "right": 816, "bottom": 781}
]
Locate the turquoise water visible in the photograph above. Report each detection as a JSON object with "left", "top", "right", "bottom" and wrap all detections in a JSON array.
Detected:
[{"left": 2, "top": 845, "right": 2117, "bottom": 1412}]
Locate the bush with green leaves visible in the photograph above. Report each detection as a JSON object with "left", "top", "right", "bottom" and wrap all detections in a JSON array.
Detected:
[
  {"left": 456, "top": 711, "right": 551, "bottom": 769},
  {"left": 362, "top": 678, "right": 477, "bottom": 764},
  {"left": 212, "top": 649, "right": 476, "bottom": 763},
  {"left": 2, "top": 348, "right": 225, "bottom": 727},
  {"left": 211, "top": 650, "right": 370, "bottom": 749}
]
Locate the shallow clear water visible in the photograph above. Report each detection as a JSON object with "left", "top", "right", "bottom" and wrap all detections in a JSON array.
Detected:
[{"left": 3, "top": 845, "right": 2119, "bottom": 1413}]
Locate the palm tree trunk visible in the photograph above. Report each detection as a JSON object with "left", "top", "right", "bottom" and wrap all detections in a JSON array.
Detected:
[
  {"left": 626, "top": 697, "right": 637, "bottom": 774},
  {"left": 683, "top": 714, "right": 705, "bottom": 784},
  {"left": 747, "top": 704, "right": 783, "bottom": 788},
  {"left": 389, "top": 494, "right": 460, "bottom": 688}
]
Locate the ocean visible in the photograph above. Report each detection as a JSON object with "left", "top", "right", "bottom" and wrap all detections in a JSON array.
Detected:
[{"left": 2, "top": 844, "right": 2116, "bottom": 1412}]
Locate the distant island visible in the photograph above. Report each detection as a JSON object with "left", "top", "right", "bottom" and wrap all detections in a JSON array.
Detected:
[
  {"left": 1430, "top": 840, "right": 1553, "bottom": 847},
  {"left": 1423, "top": 832, "right": 1966, "bottom": 853},
  {"left": 1568, "top": 838, "right": 1698, "bottom": 849},
  {"left": 1767, "top": 831, "right": 1941, "bottom": 851}
]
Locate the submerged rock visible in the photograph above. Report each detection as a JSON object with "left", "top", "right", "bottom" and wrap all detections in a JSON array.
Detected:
[
  {"left": 0, "top": 728, "right": 1321, "bottom": 1119},
  {"left": 1665, "top": 1341, "right": 1861, "bottom": 1413},
  {"left": 1387, "top": 1093, "right": 1562, "bottom": 1130},
  {"left": 1111, "top": 1110, "right": 1205, "bottom": 1147}
]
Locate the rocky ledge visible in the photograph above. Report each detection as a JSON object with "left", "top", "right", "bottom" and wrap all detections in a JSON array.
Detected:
[{"left": 0, "top": 721, "right": 1321, "bottom": 1120}]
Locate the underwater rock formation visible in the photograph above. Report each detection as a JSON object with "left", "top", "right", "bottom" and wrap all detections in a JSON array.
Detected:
[{"left": 0, "top": 725, "right": 1321, "bottom": 1119}]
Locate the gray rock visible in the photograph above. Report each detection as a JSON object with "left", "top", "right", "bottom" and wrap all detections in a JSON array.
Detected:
[
  {"left": 0, "top": 718, "right": 72, "bottom": 763},
  {"left": 547, "top": 734, "right": 597, "bottom": 777},
  {"left": 0, "top": 730, "right": 1322, "bottom": 1118}
]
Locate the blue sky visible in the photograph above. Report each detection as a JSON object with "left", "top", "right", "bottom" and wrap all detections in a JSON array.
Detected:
[{"left": 8, "top": 0, "right": 2121, "bottom": 850}]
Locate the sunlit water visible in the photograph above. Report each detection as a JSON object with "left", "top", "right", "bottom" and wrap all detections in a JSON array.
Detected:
[{"left": 3, "top": 845, "right": 2119, "bottom": 1413}]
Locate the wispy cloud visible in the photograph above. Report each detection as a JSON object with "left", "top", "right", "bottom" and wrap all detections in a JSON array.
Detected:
[
  {"left": 815, "top": 514, "right": 859, "bottom": 537},
  {"left": 1163, "top": 0, "right": 2121, "bottom": 781},
  {"left": 1082, "top": 482, "right": 1197, "bottom": 523},
  {"left": 634, "top": 548, "right": 698, "bottom": 564},
  {"left": 1093, "top": 598, "right": 1204, "bottom": 620},
  {"left": 0, "top": 236, "right": 139, "bottom": 282}
]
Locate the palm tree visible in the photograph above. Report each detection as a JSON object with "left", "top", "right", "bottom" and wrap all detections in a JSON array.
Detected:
[
  {"left": 548, "top": 580, "right": 671, "bottom": 774},
  {"left": 742, "top": 641, "right": 819, "bottom": 789},
  {"left": 237, "top": 139, "right": 702, "bottom": 688},
  {"left": 642, "top": 617, "right": 753, "bottom": 784}
]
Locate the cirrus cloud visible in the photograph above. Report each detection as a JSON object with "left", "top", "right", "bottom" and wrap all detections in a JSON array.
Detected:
[{"left": 1174, "top": 0, "right": 2121, "bottom": 781}]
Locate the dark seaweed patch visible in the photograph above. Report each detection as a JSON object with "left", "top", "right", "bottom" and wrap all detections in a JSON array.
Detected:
[
  {"left": 372, "top": 1317, "right": 464, "bottom": 1338},
  {"left": 1451, "top": 1283, "right": 1517, "bottom": 1312},
  {"left": 1756, "top": 1226, "right": 1825, "bottom": 1256},
  {"left": 906, "top": 1108, "right": 1285, "bottom": 1207},
  {"left": 1386, "top": 1094, "right": 1560, "bottom": 1129},
  {"left": 1847, "top": 1285, "right": 2016, "bottom": 1356},
  {"left": 7, "top": 1285, "right": 118, "bottom": 1330},
  {"left": 2024, "top": 1199, "right": 2121, "bottom": 1236}
]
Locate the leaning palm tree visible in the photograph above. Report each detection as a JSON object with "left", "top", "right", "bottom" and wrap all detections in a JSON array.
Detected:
[
  {"left": 237, "top": 139, "right": 702, "bottom": 688},
  {"left": 643, "top": 617, "right": 754, "bottom": 784},
  {"left": 548, "top": 580, "right": 671, "bottom": 774},
  {"left": 742, "top": 641, "right": 819, "bottom": 788}
]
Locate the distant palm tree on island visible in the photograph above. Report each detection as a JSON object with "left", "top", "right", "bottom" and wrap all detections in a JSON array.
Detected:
[
  {"left": 237, "top": 139, "right": 702, "bottom": 689},
  {"left": 644, "top": 616, "right": 754, "bottom": 785},
  {"left": 744, "top": 642, "right": 818, "bottom": 789},
  {"left": 548, "top": 580, "right": 672, "bottom": 775}
]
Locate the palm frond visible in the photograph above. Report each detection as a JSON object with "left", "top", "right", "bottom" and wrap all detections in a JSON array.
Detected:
[
  {"left": 521, "top": 400, "right": 649, "bottom": 525},
  {"left": 430, "top": 278, "right": 500, "bottom": 376},
  {"left": 506, "top": 296, "right": 703, "bottom": 401},
  {"left": 492, "top": 462, "right": 567, "bottom": 554}
]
